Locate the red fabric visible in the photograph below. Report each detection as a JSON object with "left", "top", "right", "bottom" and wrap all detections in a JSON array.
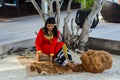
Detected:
[{"left": 35, "top": 28, "right": 64, "bottom": 58}]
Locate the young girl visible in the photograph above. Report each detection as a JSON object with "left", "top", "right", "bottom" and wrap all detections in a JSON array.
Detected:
[{"left": 35, "top": 17, "right": 77, "bottom": 68}]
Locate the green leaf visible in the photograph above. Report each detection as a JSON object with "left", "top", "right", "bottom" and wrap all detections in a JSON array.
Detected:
[{"left": 74, "top": 0, "right": 95, "bottom": 10}]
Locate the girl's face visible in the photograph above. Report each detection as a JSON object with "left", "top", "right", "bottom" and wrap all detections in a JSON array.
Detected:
[{"left": 47, "top": 24, "right": 54, "bottom": 32}]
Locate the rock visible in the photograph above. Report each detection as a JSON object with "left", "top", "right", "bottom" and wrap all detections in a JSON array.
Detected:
[{"left": 80, "top": 50, "right": 112, "bottom": 73}]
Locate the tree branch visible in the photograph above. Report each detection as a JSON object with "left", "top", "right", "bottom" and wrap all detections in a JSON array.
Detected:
[
  {"left": 79, "top": 0, "right": 105, "bottom": 46},
  {"left": 55, "top": 0, "right": 61, "bottom": 28},
  {"left": 63, "top": 0, "right": 73, "bottom": 48},
  {"left": 31, "top": 0, "right": 46, "bottom": 22},
  {"left": 45, "top": 0, "right": 54, "bottom": 17}
]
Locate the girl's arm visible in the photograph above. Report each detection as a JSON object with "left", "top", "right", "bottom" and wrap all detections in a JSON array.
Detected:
[{"left": 35, "top": 29, "right": 43, "bottom": 51}]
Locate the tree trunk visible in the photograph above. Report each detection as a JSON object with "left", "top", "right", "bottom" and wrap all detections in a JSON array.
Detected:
[
  {"left": 63, "top": 0, "right": 73, "bottom": 48},
  {"left": 31, "top": 0, "right": 105, "bottom": 52},
  {"left": 74, "top": 0, "right": 105, "bottom": 51},
  {"left": 55, "top": 1, "right": 60, "bottom": 28},
  {"left": 31, "top": 0, "right": 63, "bottom": 28},
  {"left": 45, "top": 0, "right": 54, "bottom": 17}
]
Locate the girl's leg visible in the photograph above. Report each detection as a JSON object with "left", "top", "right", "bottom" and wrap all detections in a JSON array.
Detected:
[
  {"left": 67, "top": 49, "right": 72, "bottom": 61},
  {"left": 55, "top": 49, "right": 68, "bottom": 66},
  {"left": 66, "top": 49, "right": 78, "bottom": 68},
  {"left": 55, "top": 48, "right": 77, "bottom": 68}
]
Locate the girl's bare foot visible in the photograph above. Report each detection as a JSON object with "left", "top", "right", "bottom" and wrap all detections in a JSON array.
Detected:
[{"left": 67, "top": 62, "right": 78, "bottom": 68}]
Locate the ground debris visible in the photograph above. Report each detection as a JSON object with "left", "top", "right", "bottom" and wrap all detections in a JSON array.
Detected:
[
  {"left": 26, "top": 61, "right": 84, "bottom": 76},
  {"left": 7, "top": 46, "right": 36, "bottom": 57}
]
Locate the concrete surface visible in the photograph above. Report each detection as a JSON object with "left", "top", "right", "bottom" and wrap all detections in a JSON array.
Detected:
[
  {"left": 0, "top": 11, "right": 120, "bottom": 55},
  {"left": 88, "top": 37, "right": 120, "bottom": 55},
  {"left": 0, "top": 10, "right": 120, "bottom": 80}
]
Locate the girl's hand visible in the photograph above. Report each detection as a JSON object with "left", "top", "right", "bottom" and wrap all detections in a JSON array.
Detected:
[
  {"left": 36, "top": 50, "right": 43, "bottom": 61},
  {"left": 50, "top": 54, "right": 54, "bottom": 63}
]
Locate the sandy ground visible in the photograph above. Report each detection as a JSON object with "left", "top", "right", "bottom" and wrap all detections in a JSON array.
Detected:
[
  {"left": 0, "top": 51, "right": 120, "bottom": 80},
  {"left": 0, "top": 10, "right": 120, "bottom": 80}
]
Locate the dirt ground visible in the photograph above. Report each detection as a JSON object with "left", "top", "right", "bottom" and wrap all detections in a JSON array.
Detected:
[{"left": 0, "top": 50, "right": 120, "bottom": 80}]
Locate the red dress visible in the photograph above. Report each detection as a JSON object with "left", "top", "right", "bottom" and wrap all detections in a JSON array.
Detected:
[{"left": 35, "top": 28, "right": 64, "bottom": 58}]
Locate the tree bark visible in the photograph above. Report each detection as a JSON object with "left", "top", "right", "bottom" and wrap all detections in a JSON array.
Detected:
[
  {"left": 31, "top": 0, "right": 105, "bottom": 51},
  {"left": 45, "top": 0, "right": 54, "bottom": 17},
  {"left": 55, "top": 1, "right": 60, "bottom": 28},
  {"left": 31, "top": 0, "right": 46, "bottom": 22},
  {"left": 63, "top": 0, "right": 73, "bottom": 48},
  {"left": 75, "top": 0, "right": 105, "bottom": 49},
  {"left": 31, "top": 0, "right": 63, "bottom": 28}
]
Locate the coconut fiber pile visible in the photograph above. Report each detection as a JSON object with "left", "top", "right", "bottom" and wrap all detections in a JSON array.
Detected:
[{"left": 18, "top": 50, "right": 112, "bottom": 76}]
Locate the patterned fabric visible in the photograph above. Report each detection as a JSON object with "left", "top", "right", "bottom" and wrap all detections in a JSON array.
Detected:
[{"left": 55, "top": 49, "right": 72, "bottom": 66}]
